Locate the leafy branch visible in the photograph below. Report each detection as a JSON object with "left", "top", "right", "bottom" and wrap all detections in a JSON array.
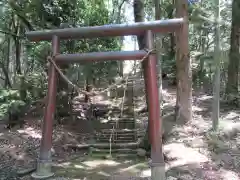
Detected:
[{"left": 0, "top": 29, "right": 25, "bottom": 38}]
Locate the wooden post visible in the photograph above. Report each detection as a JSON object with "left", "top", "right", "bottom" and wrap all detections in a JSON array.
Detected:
[
  {"left": 32, "top": 36, "right": 59, "bottom": 179},
  {"left": 143, "top": 30, "right": 164, "bottom": 180}
]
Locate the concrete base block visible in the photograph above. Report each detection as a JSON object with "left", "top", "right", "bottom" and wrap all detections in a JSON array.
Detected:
[
  {"left": 31, "top": 160, "right": 54, "bottom": 179},
  {"left": 151, "top": 166, "right": 165, "bottom": 180}
]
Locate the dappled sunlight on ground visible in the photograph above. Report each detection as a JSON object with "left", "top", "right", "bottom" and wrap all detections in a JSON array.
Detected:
[
  {"left": 83, "top": 159, "right": 121, "bottom": 168},
  {"left": 2, "top": 88, "right": 240, "bottom": 179},
  {"left": 17, "top": 127, "right": 42, "bottom": 139},
  {"left": 220, "top": 169, "right": 239, "bottom": 180},
  {"left": 224, "top": 111, "right": 240, "bottom": 121},
  {"left": 52, "top": 157, "right": 151, "bottom": 179},
  {"left": 192, "top": 105, "right": 207, "bottom": 112},
  {"left": 197, "top": 95, "right": 213, "bottom": 101},
  {"left": 164, "top": 143, "right": 209, "bottom": 167}
]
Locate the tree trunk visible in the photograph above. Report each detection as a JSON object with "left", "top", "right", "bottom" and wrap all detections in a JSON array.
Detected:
[
  {"left": 154, "top": 0, "right": 163, "bottom": 103},
  {"left": 4, "top": 36, "right": 11, "bottom": 88},
  {"left": 15, "top": 38, "right": 21, "bottom": 75},
  {"left": 0, "top": 62, "right": 11, "bottom": 88},
  {"left": 13, "top": 22, "right": 22, "bottom": 76},
  {"left": 199, "top": 28, "right": 207, "bottom": 85},
  {"left": 134, "top": 0, "right": 148, "bottom": 148},
  {"left": 167, "top": 2, "right": 176, "bottom": 60},
  {"left": 134, "top": 0, "right": 146, "bottom": 50},
  {"left": 175, "top": 1, "right": 192, "bottom": 122},
  {"left": 84, "top": 77, "right": 90, "bottom": 103},
  {"left": 56, "top": 63, "right": 70, "bottom": 118},
  {"left": 212, "top": 0, "right": 220, "bottom": 131},
  {"left": 56, "top": 24, "right": 72, "bottom": 119},
  {"left": 226, "top": 0, "right": 240, "bottom": 96},
  {"left": 116, "top": 1, "right": 124, "bottom": 77}
]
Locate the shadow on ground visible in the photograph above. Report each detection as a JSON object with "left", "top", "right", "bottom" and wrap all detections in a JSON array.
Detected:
[
  {"left": 52, "top": 157, "right": 149, "bottom": 179},
  {"left": 0, "top": 116, "right": 93, "bottom": 180},
  {"left": 51, "top": 157, "right": 237, "bottom": 180},
  {"left": 193, "top": 94, "right": 240, "bottom": 119},
  {"left": 2, "top": 88, "right": 240, "bottom": 179},
  {"left": 205, "top": 130, "right": 240, "bottom": 180},
  {"left": 166, "top": 162, "right": 222, "bottom": 180}
]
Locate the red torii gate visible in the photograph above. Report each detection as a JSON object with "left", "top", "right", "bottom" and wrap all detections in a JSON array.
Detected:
[{"left": 25, "top": 5, "right": 188, "bottom": 180}]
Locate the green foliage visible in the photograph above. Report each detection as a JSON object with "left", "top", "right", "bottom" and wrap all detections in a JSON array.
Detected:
[
  {"left": 0, "top": 0, "right": 233, "bottom": 103},
  {"left": 0, "top": 0, "right": 125, "bottom": 122},
  {"left": 0, "top": 89, "right": 21, "bottom": 102},
  {"left": 15, "top": 73, "right": 47, "bottom": 100},
  {"left": 0, "top": 89, "right": 26, "bottom": 119},
  {"left": 162, "top": 55, "right": 176, "bottom": 76},
  {"left": 0, "top": 0, "right": 122, "bottom": 90}
]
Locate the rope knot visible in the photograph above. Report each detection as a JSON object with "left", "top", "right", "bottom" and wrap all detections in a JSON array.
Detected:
[
  {"left": 140, "top": 48, "right": 156, "bottom": 62},
  {"left": 143, "top": 48, "right": 156, "bottom": 54}
]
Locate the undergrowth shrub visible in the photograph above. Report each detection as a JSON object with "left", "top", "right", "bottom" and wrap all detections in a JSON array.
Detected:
[{"left": 0, "top": 90, "right": 26, "bottom": 120}]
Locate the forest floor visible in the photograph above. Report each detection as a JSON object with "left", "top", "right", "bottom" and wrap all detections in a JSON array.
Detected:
[{"left": 1, "top": 87, "right": 240, "bottom": 179}]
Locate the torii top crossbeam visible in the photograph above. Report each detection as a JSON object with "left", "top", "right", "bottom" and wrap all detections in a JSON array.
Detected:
[{"left": 26, "top": 18, "right": 184, "bottom": 41}]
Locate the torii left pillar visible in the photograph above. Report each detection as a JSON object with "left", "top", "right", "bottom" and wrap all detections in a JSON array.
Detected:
[{"left": 32, "top": 35, "right": 59, "bottom": 179}]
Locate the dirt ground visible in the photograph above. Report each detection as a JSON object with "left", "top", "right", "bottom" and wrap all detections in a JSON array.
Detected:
[{"left": 1, "top": 87, "right": 240, "bottom": 180}]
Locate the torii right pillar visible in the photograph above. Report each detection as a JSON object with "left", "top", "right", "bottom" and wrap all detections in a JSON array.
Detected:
[{"left": 143, "top": 30, "right": 165, "bottom": 180}]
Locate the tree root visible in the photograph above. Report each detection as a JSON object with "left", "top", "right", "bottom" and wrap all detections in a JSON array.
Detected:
[{"left": 17, "top": 167, "right": 36, "bottom": 177}]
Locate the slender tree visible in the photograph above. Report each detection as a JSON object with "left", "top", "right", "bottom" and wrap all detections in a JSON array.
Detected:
[
  {"left": 154, "top": 0, "right": 163, "bottom": 103},
  {"left": 212, "top": 0, "right": 220, "bottom": 131}
]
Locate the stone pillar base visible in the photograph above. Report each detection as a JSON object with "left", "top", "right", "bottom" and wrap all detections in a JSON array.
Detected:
[
  {"left": 31, "top": 159, "right": 54, "bottom": 179},
  {"left": 149, "top": 161, "right": 165, "bottom": 180},
  {"left": 151, "top": 166, "right": 165, "bottom": 180}
]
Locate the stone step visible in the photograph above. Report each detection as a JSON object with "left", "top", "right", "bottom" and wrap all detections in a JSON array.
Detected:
[
  {"left": 88, "top": 142, "right": 139, "bottom": 149},
  {"left": 96, "top": 129, "right": 144, "bottom": 135},
  {"left": 109, "top": 109, "right": 134, "bottom": 113},
  {"left": 96, "top": 134, "right": 143, "bottom": 140},
  {"left": 97, "top": 133, "right": 136, "bottom": 137},
  {"left": 107, "top": 122, "right": 135, "bottom": 127},
  {"left": 96, "top": 138, "right": 136, "bottom": 143},
  {"left": 107, "top": 119, "right": 135, "bottom": 123},
  {"left": 96, "top": 133, "right": 136, "bottom": 137},
  {"left": 90, "top": 148, "right": 137, "bottom": 154},
  {"left": 90, "top": 153, "right": 138, "bottom": 159},
  {"left": 96, "top": 139, "right": 136, "bottom": 143},
  {"left": 100, "top": 129, "right": 138, "bottom": 133},
  {"left": 96, "top": 135, "right": 136, "bottom": 140},
  {"left": 96, "top": 132, "right": 137, "bottom": 143},
  {"left": 98, "top": 124, "right": 136, "bottom": 130},
  {"left": 107, "top": 118, "right": 135, "bottom": 121}
]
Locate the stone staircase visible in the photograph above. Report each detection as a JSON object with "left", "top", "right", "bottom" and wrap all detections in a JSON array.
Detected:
[
  {"left": 91, "top": 78, "right": 141, "bottom": 158},
  {"left": 91, "top": 117, "right": 139, "bottom": 158},
  {"left": 95, "top": 123, "right": 137, "bottom": 143}
]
